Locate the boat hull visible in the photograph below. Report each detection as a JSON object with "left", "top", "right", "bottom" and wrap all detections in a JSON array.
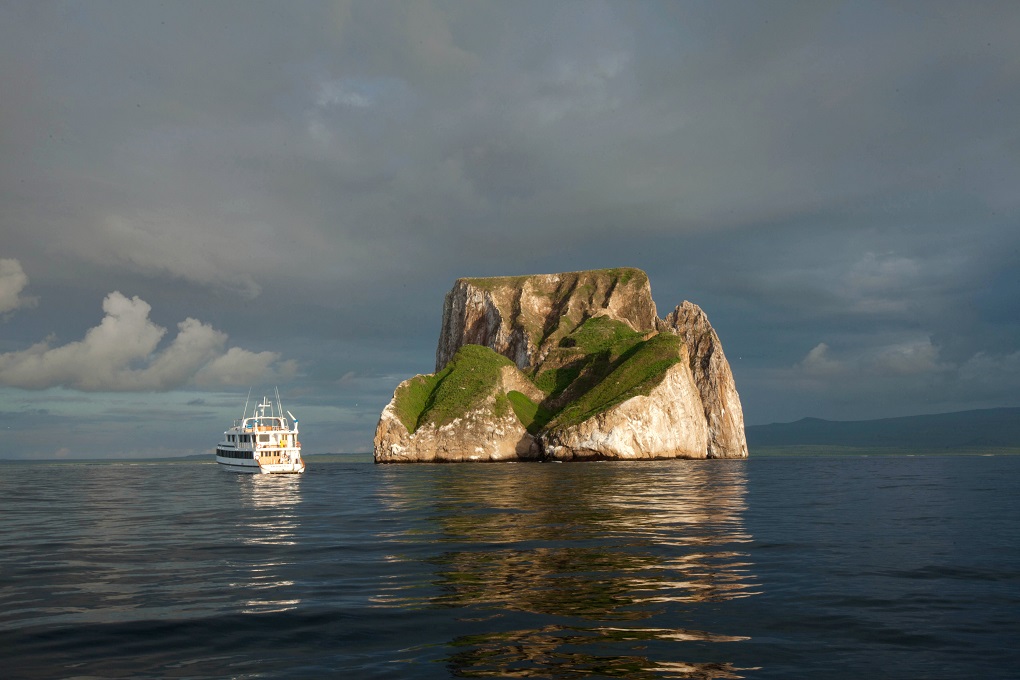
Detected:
[
  {"left": 256, "top": 464, "right": 305, "bottom": 474},
  {"left": 215, "top": 456, "right": 305, "bottom": 474},
  {"left": 216, "top": 457, "right": 261, "bottom": 473}
]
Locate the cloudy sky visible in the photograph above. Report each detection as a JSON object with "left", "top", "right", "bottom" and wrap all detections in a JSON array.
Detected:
[{"left": 2, "top": 1, "right": 1019, "bottom": 459}]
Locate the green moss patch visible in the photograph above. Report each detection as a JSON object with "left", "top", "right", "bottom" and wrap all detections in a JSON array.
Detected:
[
  {"left": 566, "top": 315, "right": 645, "bottom": 354},
  {"left": 532, "top": 316, "right": 647, "bottom": 400},
  {"left": 392, "top": 372, "right": 447, "bottom": 433},
  {"left": 533, "top": 359, "right": 585, "bottom": 396},
  {"left": 508, "top": 390, "right": 556, "bottom": 434},
  {"left": 547, "top": 332, "right": 683, "bottom": 429},
  {"left": 601, "top": 267, "right": 645, "bottom": 287},
  {"left": 393, "top": 344, "right": 517, "bottom": 433}
]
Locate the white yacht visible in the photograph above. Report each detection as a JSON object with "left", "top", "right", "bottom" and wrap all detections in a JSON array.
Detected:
[{"left": 216, "top": 392, "right": 305, "bottom": 474}]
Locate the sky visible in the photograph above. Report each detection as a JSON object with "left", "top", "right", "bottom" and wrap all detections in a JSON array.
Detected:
[{"left": 1, "top": 1, "right": 1019, "bottom": 459}]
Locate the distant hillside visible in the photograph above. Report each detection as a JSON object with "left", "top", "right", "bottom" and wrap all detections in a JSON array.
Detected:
[{"left": 746, "top": 408, "right": 1020, "bottom": 450}]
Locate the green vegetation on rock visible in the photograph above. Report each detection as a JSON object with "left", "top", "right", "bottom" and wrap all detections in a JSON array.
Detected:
[
  {"left": 547, "top": 331, "right": 683, "bottom": 429},
  {"left": 394, "top": 310, "right": 682, "bottom": 438},
  {"left": 507, "top": 390, "right": 555, "bottom": 434},
  {"left": 564, "top": 314, "right": 646, "bottom": 354},
  {"left": 460, "top": 267, "right": 644, "bottom": 292},
  {"left": 530, "top": 316, "right": 684, "bottom": 430},
  {"left": 459, "top": 274, "right": 532, "bottom": 292},
  {"left": 391, "top": 372, "right": 447, "bottom": 433},
  {"left": 601, "top": 267, "right": 645, "bottom": 287},
  {"left": 533, "top": 316, "right": 647, "bottom": 401},
  {"left": 392, "top": 344, "right": 515, "bottom": 433}
]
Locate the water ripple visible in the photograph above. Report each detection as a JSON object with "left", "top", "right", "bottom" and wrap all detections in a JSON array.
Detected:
[{"left": 2, "top": 455, "right": 1018, "bottom": 678}]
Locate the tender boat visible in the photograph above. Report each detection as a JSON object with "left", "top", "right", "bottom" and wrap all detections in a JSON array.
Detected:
[{"left": 216, "top": 391, "right": 305, "bottom": 474}]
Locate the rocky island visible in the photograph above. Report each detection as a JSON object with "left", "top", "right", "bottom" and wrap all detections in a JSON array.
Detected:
[{"left": 374, "top": 268, "right": 747, "bottom": 463}]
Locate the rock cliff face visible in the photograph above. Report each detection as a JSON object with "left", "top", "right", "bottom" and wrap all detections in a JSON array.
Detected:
[
  {"left": 375, "top": 268, "right": 747, "bottom": 462},
  {"left": 435, "top": 268, "right": 658, "bottom": 372},
  {"left": 540, "top": 361, "right": 709, "bottom": 460},
  {"left": 374, "top": 390, "right": 537, "bottom": 463},
  {"left": 661, "top": 302, "right": 749, "bottom": 459},
  {"left": 374, "top": 347, "right": 541, "bottom": 463}
]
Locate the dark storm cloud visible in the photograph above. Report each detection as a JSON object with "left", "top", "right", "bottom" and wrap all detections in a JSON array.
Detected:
[{"left": 1, "top": 1, "right": 1019, "bottom": 456}]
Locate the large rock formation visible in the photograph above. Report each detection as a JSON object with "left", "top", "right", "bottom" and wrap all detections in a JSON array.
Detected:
[{"left": 374, "top": 268, "right": 747, "bottom": 463}]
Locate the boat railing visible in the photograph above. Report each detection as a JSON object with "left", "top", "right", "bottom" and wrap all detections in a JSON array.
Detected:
[{"left": 241, "top": 419, "right": 291, "bottom": 431}]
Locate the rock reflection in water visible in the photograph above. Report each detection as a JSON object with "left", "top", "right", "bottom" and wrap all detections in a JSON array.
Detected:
[
  {"left": 445, "top": 625, "right": 750, "bottom": 679},
  {"left": 376, "top": 460, "right": 757, "bottom": 678}
]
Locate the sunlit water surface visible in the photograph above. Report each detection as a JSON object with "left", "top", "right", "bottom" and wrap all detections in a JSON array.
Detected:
[{"left": 1, "top": 455, "right": 1018, "bottom": 678}]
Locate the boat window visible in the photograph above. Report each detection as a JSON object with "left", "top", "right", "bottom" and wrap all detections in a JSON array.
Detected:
[
  {"left": 223, "top": 450, "right": 252, "bottom": 459},
  {"left": 217, "top": 449, "right": 257, "bottom": 460},
  {"left": 259, "top": 434, "right": 270, "bottom": 442}
]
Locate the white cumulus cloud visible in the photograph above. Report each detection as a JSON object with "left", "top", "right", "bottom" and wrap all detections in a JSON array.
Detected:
[
  {"left": 0, "top": 258, "right": 37, "bottom": 314},
  {"left": 799, "top": 342, "right": 845, "bottom": 377},
  {"left": 193, "top": 347, "right": 297, "bottom": 387},
  {"left": 869, "top": 338, "right": 950, "bottom": 376},
  {"left": 0, "top": 291, "right": 292, "bottom": 391},
  {"left": 799, "top": 337, "right": 951, "bottom": 380}
]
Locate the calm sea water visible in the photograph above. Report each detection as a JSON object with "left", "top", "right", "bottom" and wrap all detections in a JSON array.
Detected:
[{"left": 2, "top": 454, "right": 1018, "bottom": 679}]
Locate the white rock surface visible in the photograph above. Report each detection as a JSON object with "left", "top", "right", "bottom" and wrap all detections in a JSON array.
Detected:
[
  {"left": 661, "top": 301, "right": 748, "bottom": 458},
  {"left": 540, "top": 362, "right": 709, "bottom": 460}
]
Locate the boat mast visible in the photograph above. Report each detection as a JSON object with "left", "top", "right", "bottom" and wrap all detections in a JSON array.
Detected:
[{"left": 241, "top": 387, "right": 252, "bottom": 425}]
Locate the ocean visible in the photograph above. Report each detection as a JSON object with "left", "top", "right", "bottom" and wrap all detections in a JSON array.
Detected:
[{"left": 2, "top": 454, "right": 1018, "bottom": 679}]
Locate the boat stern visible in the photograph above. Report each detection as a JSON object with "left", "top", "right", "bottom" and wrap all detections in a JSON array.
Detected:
[{"left": 255, "top": 452, "right": 306, "bottom": 474}]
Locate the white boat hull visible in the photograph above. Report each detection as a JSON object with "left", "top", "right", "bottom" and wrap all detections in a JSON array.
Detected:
[
  {"left": 215, "top": 454, "right": 305, "bottom": 474},
  {"left": 216, "top": 456, "right": 261, "bottom": 473}
]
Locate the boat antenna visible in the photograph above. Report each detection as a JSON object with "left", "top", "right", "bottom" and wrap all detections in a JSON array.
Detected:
[
  {"left": 242, "top": 387, "right": 252, "bottom": 423},
  {"left": 275, "top": 386, "right": 284, "bottom": 422}
]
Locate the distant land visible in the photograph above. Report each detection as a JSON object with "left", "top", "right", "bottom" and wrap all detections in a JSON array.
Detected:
[{"left": 747, "top": 407, "right": 1020, "bottom": 453}]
